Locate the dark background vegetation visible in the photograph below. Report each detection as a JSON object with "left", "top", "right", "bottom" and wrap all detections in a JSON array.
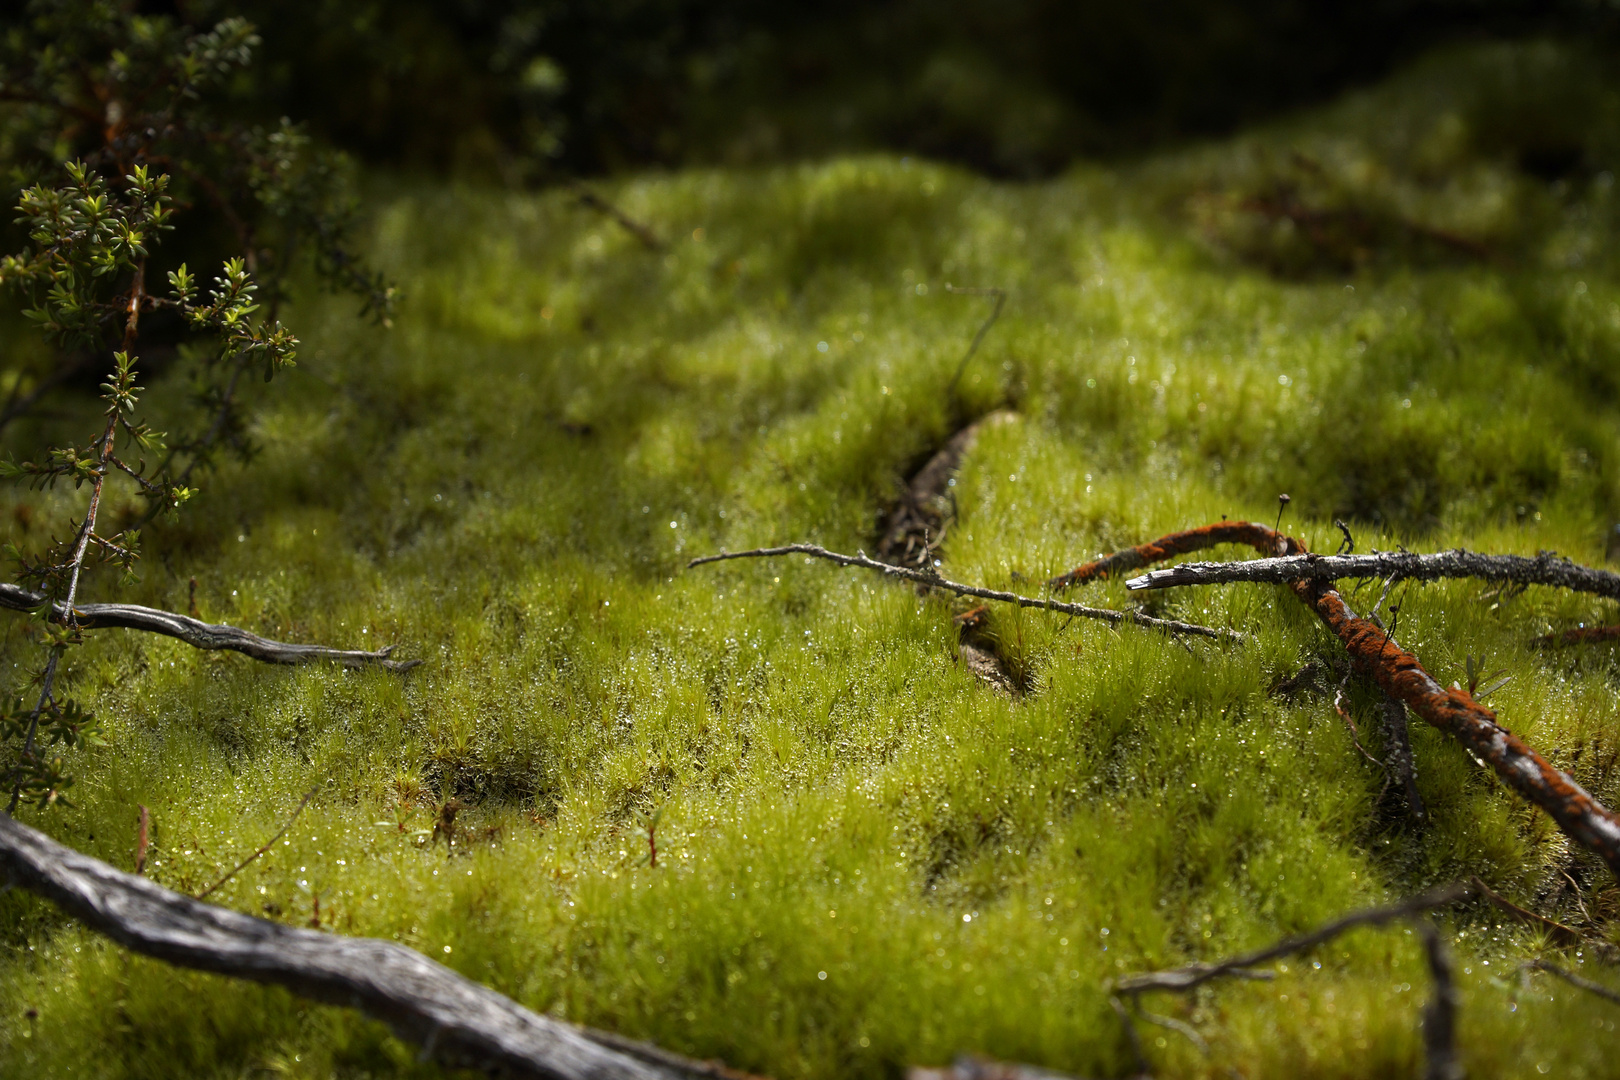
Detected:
[{"left": 181, "top": 0, "right": 1618, "bottom": 180}]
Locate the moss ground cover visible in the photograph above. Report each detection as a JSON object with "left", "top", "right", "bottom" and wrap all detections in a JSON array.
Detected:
[{"left": 5, "top": 41, "right": 1620, "bottom": 1078}]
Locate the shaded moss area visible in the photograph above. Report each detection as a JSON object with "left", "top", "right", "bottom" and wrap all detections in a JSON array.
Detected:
[{"left": 4, "top": 42, "right": 1620, "bottom": 1079}]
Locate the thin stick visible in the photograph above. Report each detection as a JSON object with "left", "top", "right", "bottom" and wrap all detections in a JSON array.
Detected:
[
  {"left": 943, "top": 285, "right": 1005, "bottom": 396},
  {"left": 1521, "top": 958, "right": 1620, "bottom": 1006},
  {"left": 1107, "top": 996, "right": 1150, "bottom": 1078},
  {"left": 688, "top": 544, "right": 1241, "bottom": 642},
  {"left": 196, "top": 788, "right": 316, "bottom": 899},
  {"left": 0, "top": 582, "right": 420, "bottom": 672},
  {"left": 0, "top": 813, "right": 751, "bottom": 1080},
  {"left": 571, "top": 183, "right": 663, "bottom": 250},
  {"left": 1419, "top": 922, "right": 1462, "bottom": 1080},
  {"left": 1116, "top": 549, "right": 1620, "bottom": 601},
  {"left": 134, "top": 805, "right": 150, "bottom": 876},
  {"left": 1114, "top": 882, "right": 1471, "bottom": 993},
  {"left": 1469, "top": 877, "right": 1580, "bottom": 945}
]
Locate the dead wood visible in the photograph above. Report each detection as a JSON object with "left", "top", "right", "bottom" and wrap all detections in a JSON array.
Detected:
[
  {"left": 1111, "top": 548, "right": 1620, "bottom": 601},
  {"left": 1418, "top": 922, "right": 1463, "bottom": 1080},
  {"left": 909, "top": 1057, "right": 1090, "bottom": 1080},
  {"left": 1536, "top": 625, "right": 1620, "bottom": 647},
  {"left": 1469, "top": 876, "right": 1581, "bottom": 945},
  {"left": 0, "top": 811, "right": 748, "bottom": 1080},
  {"left": 1115, "top": 882, "right": 1471, "bottom": 994},
  {"left": 1060, "top": 521, "right": 1620, "bottom": 880},
  {"left": 571, "top": 184, "right": 664, "bottom": 250},
  {"left": 0, "top": 582, "right": 421, "bottom": 672},
  {"left": 1381, "top": 692, "right": 1426, "bottom": 823},
  {"left": 878, "top": 410, "right": 1017, "bottom": 569},
  {"left": 688, "top": 544, "right": 1241, "bottom": 642},
  {"left": 1521, "top": 958, "right": 1620, "bottom": 1007}
]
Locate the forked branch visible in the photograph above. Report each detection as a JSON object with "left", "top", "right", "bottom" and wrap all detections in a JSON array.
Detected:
[
  {"left": 0, "top": 813, "right": 748, "bottom": 1080},
  {"left": 0, "top": 583, "right": 420, "bottom": 673},
  {"left": 1059, "top": 522, "right": 1620, "bottom": 880},
  {"left": 689, "top": 544, "right": 1240, "bottom": 642}
]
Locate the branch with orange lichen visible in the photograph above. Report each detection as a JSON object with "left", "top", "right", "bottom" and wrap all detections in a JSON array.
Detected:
[{"left": 1053, "top": 521, "right": 1620, "bottom": 880}]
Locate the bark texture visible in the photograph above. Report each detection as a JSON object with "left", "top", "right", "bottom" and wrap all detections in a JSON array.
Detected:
[
  {"left": 0, "top": 813, "right": 730, "bottom": 1080},
  {"left": 0, "top": 582, "right": 420, "bottom": 672}
]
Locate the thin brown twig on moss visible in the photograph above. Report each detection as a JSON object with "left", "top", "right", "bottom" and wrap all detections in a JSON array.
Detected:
[
  {"left": 1469, "top": 877, "right": 1581, "bottom": 946},
  {"left": 196, "top": 788, "right": 317, "bottom": 899},
  {"left": 688, "top": 544, "right": 1241, "bottom": 642}
]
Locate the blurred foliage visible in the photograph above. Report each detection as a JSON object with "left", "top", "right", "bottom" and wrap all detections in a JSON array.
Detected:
[{"left": 165, "top": 0, "right": 1620, "bottom": 180}]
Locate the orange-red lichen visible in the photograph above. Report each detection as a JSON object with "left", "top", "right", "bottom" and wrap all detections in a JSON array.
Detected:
[{"left": 1066, "top": 520, "right": 1620, "bottom": 878}]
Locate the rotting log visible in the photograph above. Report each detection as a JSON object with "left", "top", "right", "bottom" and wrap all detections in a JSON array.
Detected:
[
  {"left": 689, "top": 544, "right": 1240, "bottom": 642},
  {"left": 0, "top": 812, "right": 748, "bottom": 1080},
  {"left": 1056, "top": 522, "right": 1620, "bottom": 880},
  {"left": 0, "top": 583, "right": 420, "bottom": 672}
]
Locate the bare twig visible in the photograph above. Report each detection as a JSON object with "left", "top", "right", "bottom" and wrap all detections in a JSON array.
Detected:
[
  {"left": 1536, "top": 625, "right": 1620, "bottom": 647},
  {"left": 1114, "top": 882, "right": 1471, "bottom": 993},
  {"left": 1063, "top": 521, "right": 1620, "bottom": 880},
  {"left": 1521, "top": 958, "right": 1620, "bottom": 1006},
  {"left": 1469, "top": 877, "right": 1580, "bottom": 945},
  {"left": 1116, "top": 548, "right": 1620, "bottom": 601},
  {"left": 0, "top": 582, "right": 420, "bottom": 672},
  {"left": 571, "top": 183, "right": 663, "bottom": 250},
  {"left": 688, "top": 544, "right": 1241, "bottom": 642},
  {"left": 1419, "top": 922, "right": 1463, "bottom": 1080},
  {"left": 1108, "top": 996, "right": 1151, "bottom": 1078},
  {"left": 196, "top": 788, "right": 316, "bottom": 899},
  {"left": 0, "top": 812, "right": 751, "bottom": 1080},
  {"left": 134, "top": 804, "right": 150, "bottom": 876},
  {"left": 942, "top": 285, "right": 1005, "bottom": 396}
]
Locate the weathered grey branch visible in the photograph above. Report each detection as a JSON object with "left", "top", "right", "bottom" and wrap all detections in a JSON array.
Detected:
[
  {"left": 1114, "top": 882, "right": 1471, "bottom": 994},
  {"left": 0, "top": 812, "right": 743, "bottom": 1080},
  {"left": 0, "top": 582, "right": 420, "bottom": 672},
  {"left": 1124, "top": 549, "right": 1620, "bottom": 600},
  {"left": 688, "top": 544, "right": 1241, "bottom": 642}
]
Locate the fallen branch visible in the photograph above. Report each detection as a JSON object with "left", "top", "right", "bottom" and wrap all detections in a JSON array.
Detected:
[
  {"left": 1115, "top": 882, "right": 1470, "bottom": 994},
  {"left": 1115, "top": 548, "right": 1620, "bottom": 601},
  {"left": 1418, "top": 922, "right": 1463, "bottom": 1080},
  {"left": 688, "top": 545, "right": 1241, "bottom": 642},
  {"left": 1060, "top": 522, "right": 1620, "bottom": 880},
  {"left": 0, "top": 583, "right": 420, "bottom": 673},
  {"left": 0, "top": 812, "right": 746, "bottom": 1080}
]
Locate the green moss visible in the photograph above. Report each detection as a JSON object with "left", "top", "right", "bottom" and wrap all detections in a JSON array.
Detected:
[{"left": 4, "top": 41, "right": 1620, "bottom": 1079}]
